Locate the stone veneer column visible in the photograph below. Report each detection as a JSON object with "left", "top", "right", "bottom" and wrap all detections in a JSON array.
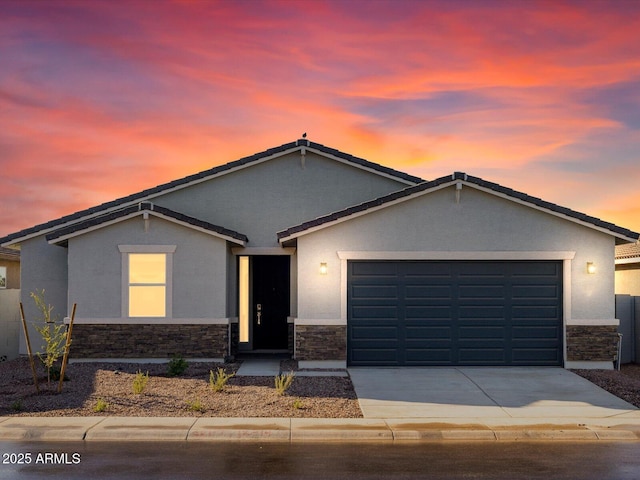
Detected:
[
  {"left": 566, "top": 325, "right": 619, "bottom": 362},
  {"left": 295, "top": 325, "right": 346, "bottom": 361}
]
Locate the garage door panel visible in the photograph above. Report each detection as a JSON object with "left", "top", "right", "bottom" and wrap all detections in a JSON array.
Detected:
[
  {"left": 512, "top": 305, "right": 560, "bottom": 319},
  {"left": 459, "top": 326, "right": 505, "bottom": 339},
  {"left": 512, "top": 325, "right": 560, "bottom": 339},
  {"left": 350, "top": 325, "right": 398, "bottom": 340},
  {"left": 512, "top": 348, "right": 561, "bottom": 364},
  {"left": 512, "top": 284, "right": 559, "bottom": 298},
  {"left": 405, "top": 326, "right": 452, "bottom": 339},
  {"left": 458, "top": 348, "right": 506, "bottom": 363},
  {"left": 405, "top": 349, "right": 453, "bottom": 364},
  {"left": 405, "top": 285, "right": 452, "bottom": 299},
  {"left": 350, "top": 349, "right": 398, "bottom": 364},
  {"left": 348, "top": 260, "right": 562, "bottom": 366},
  {"left": 351, "top": 306, "right": 398, "bottom": 319},
  {"left": 351, "top": 284, "right": 398, "bottom": 299}
]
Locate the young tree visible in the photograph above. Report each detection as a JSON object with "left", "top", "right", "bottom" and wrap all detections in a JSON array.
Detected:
[{"left": 31, "top": 289, "right": 67, "bottom": 387}]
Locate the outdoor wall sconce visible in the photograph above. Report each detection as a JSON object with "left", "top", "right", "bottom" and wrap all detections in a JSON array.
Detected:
[
  {"left": 587, "top": 262, "right": 596, "bottom": 274},
  {"left": 320, "top": 262, "right": 328, "bottom": 275}
]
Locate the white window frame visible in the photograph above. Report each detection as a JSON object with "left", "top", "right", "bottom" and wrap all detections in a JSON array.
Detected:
[
  {"left": 118, "top": 245, "right": 176, "bottom": 319},
  {"left": 0, "top": 266, "right": 6, "bottom": 289}
]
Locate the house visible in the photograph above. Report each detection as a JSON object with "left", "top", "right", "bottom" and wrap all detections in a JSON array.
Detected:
[
  {"left": 615, "top": 243, "right": 640, "bottom": 296},
  {"left": 1, "top": 138, "right": 638, "bottom": 369},
  {"left": 0, "top": 246, "right": 20, "bottom": 362},
  {"left": 0, "top": 246, "right": 20, "bottom": 290}
]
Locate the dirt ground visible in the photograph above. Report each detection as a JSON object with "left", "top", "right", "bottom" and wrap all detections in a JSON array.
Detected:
[{"left": 0, "top": 358, "right": 362, "bottom": 418}]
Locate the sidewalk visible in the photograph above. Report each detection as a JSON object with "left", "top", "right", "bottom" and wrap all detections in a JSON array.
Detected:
[{"left": 1, "top": 415, "right": 639, "bottom": 443}]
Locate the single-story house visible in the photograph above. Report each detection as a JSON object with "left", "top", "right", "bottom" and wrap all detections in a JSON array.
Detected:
[
  {"left": 0, "top": 246, "right": 20, "bottom": 290},
  {"left": 615, "top": 243, "right": 640, "bottom": 296},
  {"left": 2, "top": 138, "right": 639, "bottom": 369}
]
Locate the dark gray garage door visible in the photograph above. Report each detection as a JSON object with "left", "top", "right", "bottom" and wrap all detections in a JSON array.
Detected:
[{"left": 348, "top": 261, "right": 563, "bottom": 366}]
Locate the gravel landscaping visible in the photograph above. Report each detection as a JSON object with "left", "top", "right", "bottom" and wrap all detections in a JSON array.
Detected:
[
  {"left": 0, "top": 358, "right": 362, "bottom": 418},
  {"left": 2, "top": 357, "right": 639, "bottom": 418},
  {"left": 571, "top": 364, "right": 640, "bottom": 408}
]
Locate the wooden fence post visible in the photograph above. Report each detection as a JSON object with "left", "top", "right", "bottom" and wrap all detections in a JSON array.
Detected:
[
  {"left": 19, "top": 302, "right": 39, "bottom": 394},
  {"left": 58, "top": 303, "right": 76, "bottom": 393}
]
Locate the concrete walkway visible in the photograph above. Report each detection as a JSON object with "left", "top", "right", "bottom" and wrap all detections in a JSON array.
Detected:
[
  {"left": 1, "top": 367, "right": 640, "bottom": 443},
  {"left": 235, "top": 359, "right": 281, "bottom": 376}
]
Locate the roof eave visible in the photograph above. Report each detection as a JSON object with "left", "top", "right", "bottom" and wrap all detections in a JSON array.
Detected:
[
  {"left": 278, "top": 176, "right": 640, "bottom": 244},
  {"left": 47, "top": 210, "right": 247, "bottom": 247}
]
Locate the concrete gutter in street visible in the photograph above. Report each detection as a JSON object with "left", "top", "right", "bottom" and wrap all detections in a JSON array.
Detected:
[{"left": 1, "top": 416, "right": 639, "bottom": 443}]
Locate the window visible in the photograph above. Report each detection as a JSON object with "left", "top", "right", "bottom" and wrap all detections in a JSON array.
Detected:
[
  {"left": 119, "top": 245, "right": 175, "bottom": 318},
  {"left": 128, "top": 254, "right": 166, "bottom": 317},
  {"left": 0, "top": 266, "right": 6, "bottom": 289}
]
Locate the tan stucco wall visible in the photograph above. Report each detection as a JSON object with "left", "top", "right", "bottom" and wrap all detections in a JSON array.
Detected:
[{"left": 615, "top": 264, "right": 640, "bottom": 296}]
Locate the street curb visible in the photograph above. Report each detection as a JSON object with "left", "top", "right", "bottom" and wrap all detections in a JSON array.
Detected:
[{"left": 1, "top": 417, "right": 639, "bottom": 442}]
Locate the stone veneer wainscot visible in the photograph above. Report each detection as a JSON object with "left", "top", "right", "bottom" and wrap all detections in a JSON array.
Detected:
[{"left": 70, "top": 324, "right": 228, "bottom": 358}]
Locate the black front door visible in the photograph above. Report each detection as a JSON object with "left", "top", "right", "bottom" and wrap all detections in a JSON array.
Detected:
[{"left": 252, "top": 256, "right": 290, "bottom": 350}]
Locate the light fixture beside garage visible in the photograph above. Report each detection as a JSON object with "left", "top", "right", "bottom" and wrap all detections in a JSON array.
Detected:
[
  {"left": 320, "top": 262, "right": 328, "bottom": 275},
  {"left": 587, "top": 262, "right": 596, "bottom": 274}
]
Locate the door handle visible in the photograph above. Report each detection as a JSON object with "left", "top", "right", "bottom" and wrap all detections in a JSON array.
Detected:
[{"left": 257, "top": 304, "right": 262, "bottom": 325}]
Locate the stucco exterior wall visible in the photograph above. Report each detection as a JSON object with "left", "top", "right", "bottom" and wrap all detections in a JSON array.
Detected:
[
  {"left": 67, "top": 216, "right": 229, "bottom": 320},
  {"left": 615, "top": 265, "right": 640, "bottom": 296},
  {"left": 18, "top": 236, "right": 68, "bottom": 355},
  {"left": 295, "top": 185, "right": 615, "bottom": 323},
  {"left": 154, "top": 152, "right": 410, "bottom": 247}
]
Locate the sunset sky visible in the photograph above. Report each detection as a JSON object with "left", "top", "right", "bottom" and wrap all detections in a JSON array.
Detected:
[{"left": 1, "top": 0, "right": 640, "bottom": 239}]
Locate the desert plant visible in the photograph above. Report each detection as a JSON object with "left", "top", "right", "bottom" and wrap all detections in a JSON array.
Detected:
[
  {"left": 167, "top": 355, "right": 188, "bottom": 377},
  {"left": 132, "top": 370, "right": 149, "bottom": 394},
  {"left": 209, "top": 367, "right": 235, "bottom": 392},
  {"left": 93, "top": 398, "right": 109, "bottom": 413},
  {"left": 31, "top": 290, "right": 67, "bottom": 386},
  {"left": 292, "top": 398, "right": 304, "bottom": 410},
  {"left": 186, "top": 397, "right": 205, "bottom": 412},
  {"left": 275, "top": 371, "right": 295, "bottom": 395},
  {"left": 10, "top": 400, "right": 23, "bottom": 412}
]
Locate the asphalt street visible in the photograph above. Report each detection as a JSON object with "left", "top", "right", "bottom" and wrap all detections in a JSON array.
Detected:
[{"left": 2, "top": 441, "right": 640, "bottom": 480}]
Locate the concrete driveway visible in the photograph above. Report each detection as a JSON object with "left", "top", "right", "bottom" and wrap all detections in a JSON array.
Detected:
[{"left": 348, "top": 367, "right": 640, "bottom": 420}]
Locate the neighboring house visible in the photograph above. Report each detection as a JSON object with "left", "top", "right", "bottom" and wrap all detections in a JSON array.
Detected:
[
  {"left": 0, "top": 246, "right": 20, "bottom": 362},
  {"left": 0, "top": 246, "right": 20, "bottom": 289},
  {"left": 615, "top": 243, "right": 640, "bottom": 296},
  {"left": 1, "top": 139, "right": 639, "bottom": 369}
]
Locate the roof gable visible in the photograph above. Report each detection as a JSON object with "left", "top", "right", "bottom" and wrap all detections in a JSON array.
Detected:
[
  {"left": 0, "top": 139, "right": 422, "bottom": 247},
  {"left": 46, "top": 202, "right": 248, "bottom": 247},
  {"left": 278, "top": 171, "right": 640, "bottom": 244}
]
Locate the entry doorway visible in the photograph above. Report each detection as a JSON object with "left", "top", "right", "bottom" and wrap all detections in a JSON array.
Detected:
[{"left": 238, "top": 255, "right": 290, "bottom": 351}]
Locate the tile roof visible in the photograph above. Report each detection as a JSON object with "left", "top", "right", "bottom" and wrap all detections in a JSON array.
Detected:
[
  {"left": 277, "top": 171, "right": 640, "bottom": 243},
  {"left": 0, "top": 139, "right": 423, "bottom": 246},
  {"left": 46, "top": 202, "right": 248, "bottom": 245},
  {"left": 616, "top": 242, "right": 640, "bottom": 260}
]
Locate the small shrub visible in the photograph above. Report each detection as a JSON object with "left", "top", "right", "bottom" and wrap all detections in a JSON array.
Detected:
[
  {"left": 93, "top": 398, "right": 109, "bottom": 413},
  {"left": 275, "top": 371, "right": 295, "bottom": 395},
  {"left": 10, "top": 400, "right": 23, "bottom": 412},
  {"left": 167, "top": 355, "right": 189, "bottom": 377},
  {"left": 209, "top": 367, "right": 235, "bottom": 392},
  {"left": 48, "top": 365, "right": 69, "bottom": 382},
  {"left": 292, "top": 398, "right": 304, "bottom": 410},
  {"left": 186, "top": 398, "right": 205, "bottom": 412},
  {"left": 132, "top": 370, "right": 149, "bottom": 394}
]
